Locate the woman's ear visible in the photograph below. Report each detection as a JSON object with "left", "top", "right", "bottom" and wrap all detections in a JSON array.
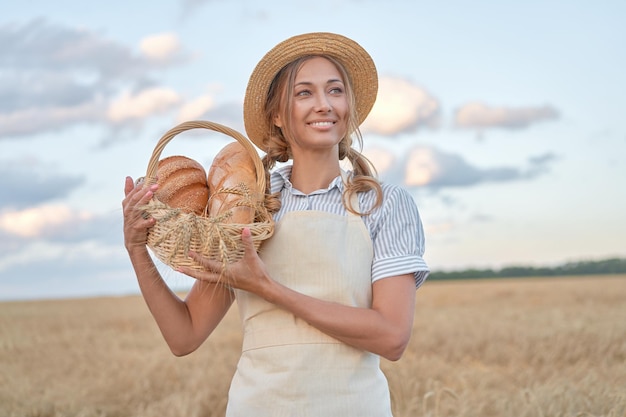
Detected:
[{"left": 274, "top": 114, "right": 283, "bottom": 128}]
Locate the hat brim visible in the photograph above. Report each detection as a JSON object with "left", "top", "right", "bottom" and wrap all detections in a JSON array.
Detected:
[{"left": 243, "top": 32, "right": 378, "bottom": 151}]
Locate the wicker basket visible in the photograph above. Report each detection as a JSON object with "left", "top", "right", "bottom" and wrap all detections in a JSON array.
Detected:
[{"left": 140, "top": 120, "right": 274, "bottom": 271}]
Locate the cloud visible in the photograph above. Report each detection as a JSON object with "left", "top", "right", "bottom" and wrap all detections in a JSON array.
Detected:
[
  {"left": 526, "top": 152, "right": 559, "bottom": 176},
  {"left": 0, "top": 239, "right": 134, "bottom": 300},
  {"left": 177, "top": 94, "right": 215, "bottom": 122},
  {"left": 1, "top": 18, "right": 149, "bottom": 79},
  {"left": 0, "top": 99, "right": 106, "bottom": 138},
  {"left": 181, "top": 0, "right": 211, "bottom": 10},
  {"left": 0, "top": 202, "right": 122, "bottom": 254},
  {"left": 403, "top": 146, "right": 519, "bottom": 188},
  {"left": 0, "top": 204, "right": 93, "bottom": 238},
  {"left": 179, "top": 0, "right": 220, "bottom": 18},
  {"left": 0, "top": 204, "right": 129, "bottom": 300},
  {"left": 0, "top": 71, "right": 94, "bottom": 112},
  {"left": 405, "top": 147, "right": 443, "bottom": 187},
  {"left": 0, "top": 206, "right": 173, "bottom": 301},
  {"left": 0, "top": 19, "right": 188, "bottom": 140},
  {"left": 0, "top": 159, "right": 84, "bottom": 209},
  {"left": 454, "top": 102, "right": 559, "bottom": 130},
  {"left": 362, "top": 147, "right": 395, "bottom": 174},
  {"left": 372, "top": 145, "right": 556, "bottom": 189},
  {"left": 0, "top": 204, "right": 185, "bottom": 301},
  {"left": 140, "top": 32, "right": 186, "bottom": 62},
  {"left": 406, "top": 146, "right": 559, "bottom": 188},
  {"left": 198, "top": 101, "right": 246, "bottom": 133},
  {"left": 361, "top": 76, "right": 440, "bottom": 136},
  {"left": 107, "top": 87, "right": 181, "bottom": 123},
  {"left": 528, "top": 152, "right": 558, "bottom": 166}
]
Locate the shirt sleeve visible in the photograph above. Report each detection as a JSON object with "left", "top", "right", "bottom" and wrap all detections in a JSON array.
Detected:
[{"left": 370, "top": 184, "right": 430, "bottom": 289}]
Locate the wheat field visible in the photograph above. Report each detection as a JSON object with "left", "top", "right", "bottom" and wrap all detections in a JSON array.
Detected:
[{"left": 1, "top": 276, "right": 624, "bottom": 417}]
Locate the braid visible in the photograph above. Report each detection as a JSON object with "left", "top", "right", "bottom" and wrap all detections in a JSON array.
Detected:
[
  {"left": 260, "top": 131, "right": 286, "bottom": 216},
  {"left": 341, "top": 132, "right": 383, "bottom": 216}
]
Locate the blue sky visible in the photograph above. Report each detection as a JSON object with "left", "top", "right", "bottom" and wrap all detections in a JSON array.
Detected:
[{"left": 1, "top": 0, "right": 624, "bottom": 300}]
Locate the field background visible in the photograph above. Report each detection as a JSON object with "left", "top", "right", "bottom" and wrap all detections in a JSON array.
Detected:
[{"left": 1, "top": 276, "right": 624, "bottom": 417}]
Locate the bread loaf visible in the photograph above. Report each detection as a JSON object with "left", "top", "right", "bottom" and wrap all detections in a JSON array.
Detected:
[
  {"left": 207, "top": 142, "right": 258, "bottom": 223},
  {"left": 155, "top": 155, "right": 210, "bottom": 215}
]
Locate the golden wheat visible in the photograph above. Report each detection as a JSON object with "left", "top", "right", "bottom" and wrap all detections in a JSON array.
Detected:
[{"left": 1, "top": 276, "right": 624, "bottom": 417}]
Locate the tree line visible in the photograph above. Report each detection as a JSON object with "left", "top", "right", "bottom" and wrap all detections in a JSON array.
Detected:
[{"left": 428, "top": 257, "right": 626, "bottom": 281}]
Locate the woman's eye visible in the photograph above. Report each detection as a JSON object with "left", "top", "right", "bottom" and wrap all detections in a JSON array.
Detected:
[
  {"left": 296, "top": 90, "right": 311, "bottom": 96},
  {"left": 330, "top": 87, "right": 344, "bottom": 94}
]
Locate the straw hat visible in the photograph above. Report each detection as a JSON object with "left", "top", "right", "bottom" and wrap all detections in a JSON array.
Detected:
[{"left": 243, "top": 32, "right": 378, "bottom": 151}]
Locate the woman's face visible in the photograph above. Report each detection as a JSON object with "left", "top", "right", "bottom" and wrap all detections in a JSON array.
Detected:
[{"left": 274, "top": 56, "right": 349, "bottom": 157}]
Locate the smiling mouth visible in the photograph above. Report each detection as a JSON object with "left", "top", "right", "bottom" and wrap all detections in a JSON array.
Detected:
[{"left": 309, "top": 121, "right": 335, "bottom": 127}]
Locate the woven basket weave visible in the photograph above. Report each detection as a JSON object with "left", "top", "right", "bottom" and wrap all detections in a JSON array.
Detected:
[{"left": 140, "top": 120, "right": 274, "bottom": 271}]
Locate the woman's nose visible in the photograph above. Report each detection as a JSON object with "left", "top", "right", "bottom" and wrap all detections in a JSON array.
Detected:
[{"left": 314, "top": 94, "right": 332, "bottom": 112}]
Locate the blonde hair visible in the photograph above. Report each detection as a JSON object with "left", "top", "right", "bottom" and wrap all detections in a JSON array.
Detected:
[{"left": 261, "top": 55, "right": 383, "bottom": 215}]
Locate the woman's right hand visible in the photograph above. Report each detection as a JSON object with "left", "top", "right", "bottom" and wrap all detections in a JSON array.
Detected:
[
  {"left": 122, "top": 176, "right": 157, "bottom": 253},
  {"left": 121, "top": 176, "right": 234, "bottom": 356}
]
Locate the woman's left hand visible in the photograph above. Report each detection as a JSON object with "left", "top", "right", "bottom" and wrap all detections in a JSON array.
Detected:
[{"left": 177, "top": 227, "right": 272, "bottom": 294}]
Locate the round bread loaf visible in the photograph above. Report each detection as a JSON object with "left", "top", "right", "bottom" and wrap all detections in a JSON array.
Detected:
[
  {"left": 155, "top": 155, "right": 210, "bottom": 215},
  {"left": 207, "top": 142, "right": 258, "bottom": 223}
]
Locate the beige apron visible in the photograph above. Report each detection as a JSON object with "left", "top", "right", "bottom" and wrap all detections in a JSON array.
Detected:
[{"left": 226, "top": 192, "right": 393, "bottom": 417}]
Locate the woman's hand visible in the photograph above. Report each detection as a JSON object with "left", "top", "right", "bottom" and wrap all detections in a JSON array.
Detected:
[
  {"left": 120, "top": 176, "right": 234, "bottom": 357},
  {"left": 178, "top": 227, "right": 272, "bottom": 295},
  {"left": 122, "top": 176, "right": 157, "bottom": 252}
]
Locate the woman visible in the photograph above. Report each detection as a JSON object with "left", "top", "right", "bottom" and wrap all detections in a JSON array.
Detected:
[{"left": 123, "top": 32, "right": 429, "bottom": 416}]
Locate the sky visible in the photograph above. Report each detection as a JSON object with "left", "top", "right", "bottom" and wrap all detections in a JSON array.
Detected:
[{"left": 1, "top": 0, "right": 624, "bottom": 301}]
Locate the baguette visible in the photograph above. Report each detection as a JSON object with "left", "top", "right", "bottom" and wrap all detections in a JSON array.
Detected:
[{"left": 207, "top": 142, "right": 259, "bottom": 223}]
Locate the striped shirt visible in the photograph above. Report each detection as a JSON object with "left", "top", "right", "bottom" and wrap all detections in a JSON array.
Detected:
[{"left": 270, "top": 165, "right": 429, "bottom": 288}]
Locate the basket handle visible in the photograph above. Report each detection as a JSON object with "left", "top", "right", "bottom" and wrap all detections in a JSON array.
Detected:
[{"left": 143, "top": 120, "right": 266, "bottom": 195}]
